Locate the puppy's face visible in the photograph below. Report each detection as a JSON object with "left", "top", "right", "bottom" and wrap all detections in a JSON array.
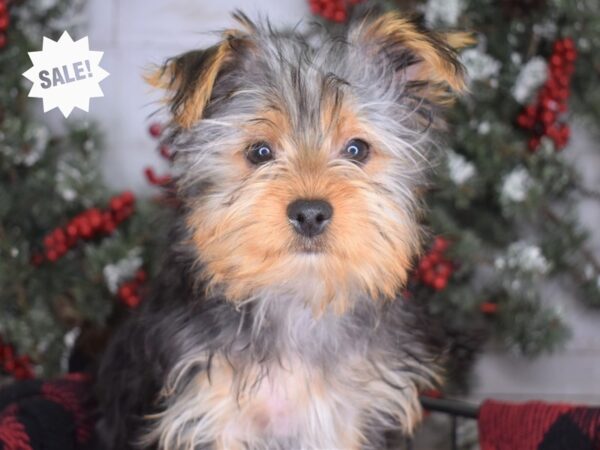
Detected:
[{"left": 152, "top": 11, "right": 470, "bottom": 310}]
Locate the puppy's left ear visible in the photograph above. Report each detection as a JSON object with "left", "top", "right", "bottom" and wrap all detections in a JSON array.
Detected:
[
  {"left": 350, "top": 11, "right": 474, "bottom": 104},
  {"left": 145, "top": 32, "right": 242, "bottom": 128}
]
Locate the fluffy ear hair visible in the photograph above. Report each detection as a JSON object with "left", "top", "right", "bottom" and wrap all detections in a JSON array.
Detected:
[
  {"left": 145, "top": 31, "right": 243, "bottom": 128},
  {"left": 350, "top": 10, "right": 474, "bottom": 104}
]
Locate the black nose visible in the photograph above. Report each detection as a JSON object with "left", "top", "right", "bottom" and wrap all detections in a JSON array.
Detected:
[{"left": 287, "top": 199, "right": 333, "bottom": 238}]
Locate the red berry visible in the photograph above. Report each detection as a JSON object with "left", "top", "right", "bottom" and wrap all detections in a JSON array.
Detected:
[
  {"left": 66, "top": 234, "right": 77, "bottom": 247},
  {"left": 433, "top": 237, "right": 449, "bottom": 253},
  {"left": 517, "top": 114, "right": 532, "bottom": 128},
  {"left": 110, "top": 196, "right": 124, "bottom": 212},
  {"left": 118, "top": 284, "right": 134, "bottom": 300},
  {"left": 0, "top": 14, "right": 9, "bottom": 32},
  {"left": 554, "top": 41, "right": 565, "bottom": 53},
  {"left": 428, "top": 252, "right": 440, "bottom": 264},
  {"left": 333, "top": 9, "right": 347, "bottom": 22},
  {"left": 159, "top": 145, "right": 172, "bottom": 159},
  {"left": 423, "top": 270, "right": 436, "bottom": 285},
  {"left": 55, "top": 243, "right": 68, "bottom": 256},
  {"left": 554, "top": 91, "right": 565, "bottom": 102},
  {"left": 53, "top": 228, "right": 66, "bottom": 243},
  {"left": 4, "top": 359, "right": 15, "bottom": 372},
  {"left": 145, "top": 167, "right": 172, "bottom": 186},
  {"left": 31, "top": 253, "right": 44, "bottom": 266},
  {"left": 113, "top": 210, "right": 125, "bottom": 223},
  {"left": 76, "top": 216, "right": 89, "bottom": 229},
  {"left": 43, "top": 234, "right": 55, "bottom": 248},
  {"left": 309, "top": 1, "right": 322, "bottom": 14},
  {"left": 480, "top": 302, "right": 498, "bottom": 314},
  {"left": 323, "top": 4, "right": 336, "bottom": 19},
  {"left": 88, "top": 208, "right": 102, "bottom": 229},
  {"left": 144, "top": 167, "right": 158, "bottom": 184},
  {"left": 125, "top": 294, "right": 141, "bottom": 308},
  {"left": 433, "top": 276, "right": 447, "bottom": 291},
  {"left": 542, "top": 98, "right": 556, "bottom": 111},
  {"left": 419, "top": 259, "right": 432, "bottom": 272},
  {"left": 135, "top": 270, "right": 147, "bottom": 282},
  {"left": 14, "top": 367, "right": 29, "bottom": 380},
  {"left": 528, "top": 137, "right": 540, "bottom": 152},
  {"left": 103, "top": 220, "right": 116, "bottom": 234},
  {"left": 149, "top": 123, "right": 162, "bottom": 138},
  {"left": 45, "top": 249, "right": 58, "bottom": 262},
  {"left": 121, "top": 190, "right": 135, "bottom": 206},
  {"left": 546, "top": 125, "right": 559, "bottom": 139},
  {"left": 437, "top": 262, "right": 452, "bottom": 278},
  {"left": 541, "top": 110, "right": 555, "bottom": 125},
  {"left": 547, "top": 82, "right": 560, "bottom": 97},
  {"left": 564, "top": 65, "right": 574, "bottom": 76},
  {"left": 550, "top": 54, "right": 562, "bottom": 67},
  {"left": 66, "top": 223, "right": 78, "bottom": 237},
  {"left": 114, "top": 205, "right": 134, "bottom": 223},
  {"left": 2, "top": 345, "right": 14, "bottom": 361},
  {"left": 563, "top": 37, "right": 574, "bottom": 50},
  {"left": 79, "top": 223, "right": 92, "bottom": 239},
  {"left": 557, "top": 74, "right": 569, "bottom": 87}
]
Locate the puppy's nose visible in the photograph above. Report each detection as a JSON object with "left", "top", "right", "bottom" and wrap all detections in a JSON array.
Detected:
[{"left": 287, "top": 199, "right": 333, "bottom": 238}]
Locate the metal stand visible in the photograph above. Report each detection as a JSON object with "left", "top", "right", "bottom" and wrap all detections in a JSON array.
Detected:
[{"left": 403, "top": 396, "right": 479, "bottom": 450}]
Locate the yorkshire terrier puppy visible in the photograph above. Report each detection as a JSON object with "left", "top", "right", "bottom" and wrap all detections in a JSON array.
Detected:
[{"left": 97, "top": 6, "right": 470, "bottom": 450}]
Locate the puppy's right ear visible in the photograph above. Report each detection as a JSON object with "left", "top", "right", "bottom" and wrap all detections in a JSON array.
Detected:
[
  {"left": 349, "top": 10, "right": 474, "bottom": 105},
  {"left": 145, "top": 37, "right": 236, "bottom": 129}
]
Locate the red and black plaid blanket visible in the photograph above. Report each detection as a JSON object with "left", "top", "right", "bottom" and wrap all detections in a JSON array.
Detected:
[
  {"left": 2, "top": 377, "right": 600, "bottom": 450},
  {"left": 479, "top": 399, "right": 600, "bottom": 450},
  {"left": 0, "top": 373, "right": 95, "bottom": 450}
]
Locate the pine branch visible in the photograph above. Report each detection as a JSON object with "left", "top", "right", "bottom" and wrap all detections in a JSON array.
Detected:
[
  {"left": 575, "top": 183, "right": 600, "bottom": 202},
  {"left": 543, "top": 206, "right": 600, "bottom": 273}
]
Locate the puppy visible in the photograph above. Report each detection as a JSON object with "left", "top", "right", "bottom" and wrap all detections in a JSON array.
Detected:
[{"left": 97, "top": 7, "right": 470, "bottom": 449}]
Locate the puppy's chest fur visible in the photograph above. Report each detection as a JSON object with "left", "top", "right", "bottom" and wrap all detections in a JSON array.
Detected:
[{"left": 147, "top": 296, "right": 433, "bottom": 450}]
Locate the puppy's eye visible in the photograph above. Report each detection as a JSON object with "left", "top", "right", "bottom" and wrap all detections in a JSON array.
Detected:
[
  {"left": 342, "top": 139, "right": 370, "bottom": 163},
  {"left": 246, "top": 142, "right": 274, "bottom": 165}
]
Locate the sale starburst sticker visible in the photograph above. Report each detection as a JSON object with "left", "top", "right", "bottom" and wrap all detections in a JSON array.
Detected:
[{"left": 22, "top": 31, "right": 109, "bottom": 117}]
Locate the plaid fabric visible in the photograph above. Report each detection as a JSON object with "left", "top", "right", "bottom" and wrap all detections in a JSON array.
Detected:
[
  {"left": 0, "top": 373, "right": 96, "bottom": 450},
  {"left": 479, "top": 400, "right": 600, "bottom": 450}
]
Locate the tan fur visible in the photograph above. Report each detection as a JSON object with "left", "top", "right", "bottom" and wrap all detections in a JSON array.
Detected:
[
  {"left": 145, "top": 352, "right": 433, "bottom": 450},
  {"left": 180, "top": 43, "right": 230, "bottom": 128},
  {"left": 355, "top": 12, "right": 472, "bottom": 106},
  {"left": 443, "top": 31, "right": 477, "bottom": 51},
  {"left": 188, "top": 103, "right": 418, "bottom": 314},
  {"left": 145, "top": 35, "right": 236, "bottom": 128},
  {"left": 363, "top": 12, "right": 467, "bottom": 91}
]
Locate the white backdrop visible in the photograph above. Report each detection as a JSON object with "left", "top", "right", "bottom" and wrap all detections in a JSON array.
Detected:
[{"left": 83, "top": 0, "right": 600, "bottom": 404}]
